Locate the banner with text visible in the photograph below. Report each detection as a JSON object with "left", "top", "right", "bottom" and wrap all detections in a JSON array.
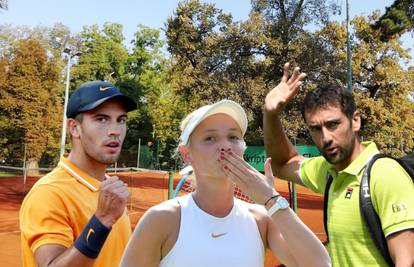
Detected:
[{"left": 243, "top": 146, "right": 320, "bottom": 171}]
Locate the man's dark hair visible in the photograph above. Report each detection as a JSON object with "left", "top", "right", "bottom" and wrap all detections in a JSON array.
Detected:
[
  {"left": 301, "top": 85, "right": 356, "bottom": 121},
  {"left": 75, "top": 113, "right": 84, "bottom": 123}
]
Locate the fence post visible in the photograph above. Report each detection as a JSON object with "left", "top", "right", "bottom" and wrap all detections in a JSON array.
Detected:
[
  {"left": 136, "top": 138, "right": 141, "bottom": 168},
  {"left": 155, "top": 140, "right": 160, "bottom": 170},
  {"left": 292, "top": 138, "right": 298, "bottom": 213},
  {"left": 23, "top": 143, "right": 27, "bottom": 191},
  {"left": 292, "top": 183, "right": 297, "bottom": 213}
]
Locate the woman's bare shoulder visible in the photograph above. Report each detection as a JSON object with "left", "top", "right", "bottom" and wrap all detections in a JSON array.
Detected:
[{"left": 140, "top": 198, "right": 181, "bottom": 223}]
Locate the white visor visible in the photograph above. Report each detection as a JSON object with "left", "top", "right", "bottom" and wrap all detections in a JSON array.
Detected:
[{"left": 179, "top": 99, "right": 248, "bottom": 145}]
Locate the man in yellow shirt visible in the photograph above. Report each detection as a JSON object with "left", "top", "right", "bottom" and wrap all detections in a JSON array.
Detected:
[
  {"left": 20, "top": 81, "right": 137, "bottom": 267},
  {"left": 263, "top": 63, "right": 414, "bottom": 266}
]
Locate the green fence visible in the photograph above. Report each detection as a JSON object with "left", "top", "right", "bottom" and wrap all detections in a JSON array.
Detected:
[
  {"left": 243, "top": 145, "right": 320, "bottom": 212},
  {"left": 243, "top": 145, "right": 320, "bottom": 171}
]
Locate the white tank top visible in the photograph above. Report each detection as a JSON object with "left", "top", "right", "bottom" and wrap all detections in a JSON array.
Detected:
[{"left": 159, "top": 193, "right": 265, "bottom": 267}]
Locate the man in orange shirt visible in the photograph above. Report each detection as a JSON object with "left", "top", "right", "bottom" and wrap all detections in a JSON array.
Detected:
[{"left": 20, "top": 81, "right": 137, "bottom": 267}]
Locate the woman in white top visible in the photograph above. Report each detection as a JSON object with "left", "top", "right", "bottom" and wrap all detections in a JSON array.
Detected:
[{"left": 120, "top": 73, "right": 330, "bottom": 267}]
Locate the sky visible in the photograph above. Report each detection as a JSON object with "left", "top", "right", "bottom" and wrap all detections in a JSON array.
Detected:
[{"left": 1, "top": 0, "right": 413, "bottom": 64}]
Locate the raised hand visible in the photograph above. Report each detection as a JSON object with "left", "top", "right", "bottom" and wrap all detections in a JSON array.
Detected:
[
  {"left": 95, "top": 176, "right": 129, "bottom": 228},
  {"left": 220, "top": 150, "right": 277, "bottom": 205},
  {"left": 265, "top": 62, "right": 306, "bottom": 114}
]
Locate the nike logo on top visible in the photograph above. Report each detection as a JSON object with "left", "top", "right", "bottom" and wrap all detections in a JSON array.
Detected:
[
  {"left": 99, "top": 86, "right": 112, "bottom": 91},
  {"left": 211, "top": 232, "right": 227, "bottom": 238}
]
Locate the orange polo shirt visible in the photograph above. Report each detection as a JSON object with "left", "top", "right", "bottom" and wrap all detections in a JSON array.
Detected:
[{"left": 19, "top": 157, "right": 131, "bottom": 267}]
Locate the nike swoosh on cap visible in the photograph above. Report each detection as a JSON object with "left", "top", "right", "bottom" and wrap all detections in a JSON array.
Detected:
[{"left": 99, "top": 86, "right": 113, "bottom": 91}]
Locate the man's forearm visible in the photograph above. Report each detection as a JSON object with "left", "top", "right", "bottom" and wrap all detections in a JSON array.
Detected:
[
  {"left": 263, "top": 111, "right": 298, "bottom": 169},
  {"left": 37, "top": 215, "right": 112, "bottom": 267},
  {"left": 263, "top": 63, "right": 307, "bottom": 183},
  {"left": 388, "top": 230, "right": 414, "bottom": 267},
  {"left": 44, "top": 246, "right": 95, "bottom": 267}
]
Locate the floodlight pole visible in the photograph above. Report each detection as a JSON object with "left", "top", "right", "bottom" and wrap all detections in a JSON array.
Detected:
[
  {"left": 346, "top": 0, "right": 352, "bottom": 92},
  {"left": 60, "top": 48, "right": 81, "bottom": 157}
]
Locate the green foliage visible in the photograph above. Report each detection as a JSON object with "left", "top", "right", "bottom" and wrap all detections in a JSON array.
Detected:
[
  {"left": 0, "top": 39, "right": 62, "bottom": 165},
  {"left": 0, "top": 23, "right": 175, "bottom": 168},
  {"left": 165, "top": 0, "right": 341, "bottom": 145},
  {"left": 124, "top": 25, "right": 183, "bottom": 168},
  {"left": 71, "top": 23, "right": 129, "bottom": 85},
  {"left": 165, "top": 0, "right": 414, "bottom": 157},
  {"left": 341, "top": 13, "right": 414, "bottom": 155},
  {"left": 408, "top": 0, "right": 414, "bottom": 24},
  {"left": 1, "top": 1, "right": 413, "bottom": 167},
  {"left": 0, "top": 24, "right": 81, "bottom": 166},
  {"left": 373, "top": 0, "right": 413, "bottom": 42},
  {"left": 0, "top": 23, "right": 77, "bottom": 58}
]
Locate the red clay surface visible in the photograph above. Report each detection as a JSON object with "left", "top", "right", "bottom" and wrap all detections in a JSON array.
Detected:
[{"left": 0, "top": 172, "right": 325, "bottom": 267}]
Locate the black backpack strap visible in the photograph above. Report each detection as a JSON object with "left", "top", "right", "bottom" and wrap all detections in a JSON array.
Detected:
[
  {"left": 360, "top": 153, "right": 395, "bottom": 266},
  {"left": 323, "top": 173, "right": 334, "bottom": 243},
  {"left": 398, "top": 152, "right": 414, "bottom": 178}
]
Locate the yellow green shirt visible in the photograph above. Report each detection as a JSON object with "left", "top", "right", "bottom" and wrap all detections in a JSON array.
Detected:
[
  {"left": 300, "top": 141, "right": 414, "bottom": 266},
  {"left": 20, "top": 157, "right": 131, "bottom": 267}
]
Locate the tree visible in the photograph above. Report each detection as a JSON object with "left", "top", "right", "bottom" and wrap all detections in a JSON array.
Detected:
[
  {"left": 71, "top": 23, "right": 129, "bottom": 85},
  {"left": 165, "top": 0, "right": 340, "bottom": 145},
  {"left": 352, "top": 12, "right": 414, "bottom": 155},
  {"left": 372, "top": 0, "right": 414, "bottom": 42},
  {"left": 250, "top": 0, "right": 339, "bottom": 65},
  {"left": 166, "top": 0, "right": 233, "bottom": 100},
  {"left": 0, "top": 24, "right": 81, "bottom": 166},
  {"left": 0, "top": 23, "right": 77, "bottom": 57},
  {"left": 165, "top": 0, "right": 414, "bottom": 156},
  {"left": 0, "top": 0, "right": 7, "bottom": 10},
  {"left": 122, "top": 25, "right": 182, "bottom": 169},
  {"left": 0, "top": 23, "right": 79, "bottom": 88},
  {"left": 0, "top": 39, "right": 62, "bottom": 173},
  {"left": 307, "top": 12, "right": 414, "bottom": 154}
]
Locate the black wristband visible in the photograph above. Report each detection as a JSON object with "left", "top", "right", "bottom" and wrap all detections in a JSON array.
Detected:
[
  {"left": 74, "top": 215, "right": 111, "bottom": 259},
  {"left": 264, "top": 194, "right": 280, "bottom": 206}
]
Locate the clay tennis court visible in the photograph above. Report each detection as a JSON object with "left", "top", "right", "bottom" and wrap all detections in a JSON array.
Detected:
[{"left": 0, "top": 171, "right": 325, "bottom": 267}]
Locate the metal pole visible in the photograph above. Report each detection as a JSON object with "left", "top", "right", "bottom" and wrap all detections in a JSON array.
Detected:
[
  {"left": 168, "top": 168, "right": 174, "bottom": 199},
  {"left": 346, "top": 0, "right": 352, "bottom": 92},
  {"left": 292, "top": 137, "right": 297, "bottom": 212},
  {"left": 23, "top": 143, "right": 27, "bottom": 191},
  {"left": 292, "top": 183, "right": 297, "bottom": 213},
  {"left": 136, "top": 138, "right": 141, "bottom": 168},
  {"left": 155, "top": 140, "right": 159, "bottom": 170},
  {"left": 60, "top": 54, "right": 72, "bottom": 157}
]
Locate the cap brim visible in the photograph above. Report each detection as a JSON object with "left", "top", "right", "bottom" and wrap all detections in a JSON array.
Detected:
[
  {"left": 180, "top": 100, "right": 247, "bottom": 145},
  {"left": 77, "top": 93, "right": 137, "bottom": 114},
  {"left": 203, "top": 101, "right": 247, "bottom": 134}
]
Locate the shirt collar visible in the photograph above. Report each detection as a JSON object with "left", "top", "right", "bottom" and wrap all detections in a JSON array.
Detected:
[
  {"left": 329, "top": 141, "right": 379, "bottom": 177},
  {"left": 58, "top": 156, "right": 101, "bottom": 191}
]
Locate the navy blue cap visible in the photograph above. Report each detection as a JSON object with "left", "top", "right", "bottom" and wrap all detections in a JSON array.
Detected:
[{"left": 66, "top": 81, "right": 137, "bottom": 118}]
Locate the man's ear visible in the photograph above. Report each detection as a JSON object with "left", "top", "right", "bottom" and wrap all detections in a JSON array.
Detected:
[
  {"left": 352, "top": 109, "right": 361, "bottom": 133},
  {"left": 68, "top": 119, "right": 81, "bottom": 139},
  {"left": 179, "top": 144, "right": 192, "bottom": 165}
]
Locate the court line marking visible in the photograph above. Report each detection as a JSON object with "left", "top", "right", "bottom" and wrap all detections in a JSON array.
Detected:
[
  {"left": 0, "top": 217, "right": 19, "bottom": 222},
  {"left": 0, "top": 230, "right": 20, "bottom": 236}
]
